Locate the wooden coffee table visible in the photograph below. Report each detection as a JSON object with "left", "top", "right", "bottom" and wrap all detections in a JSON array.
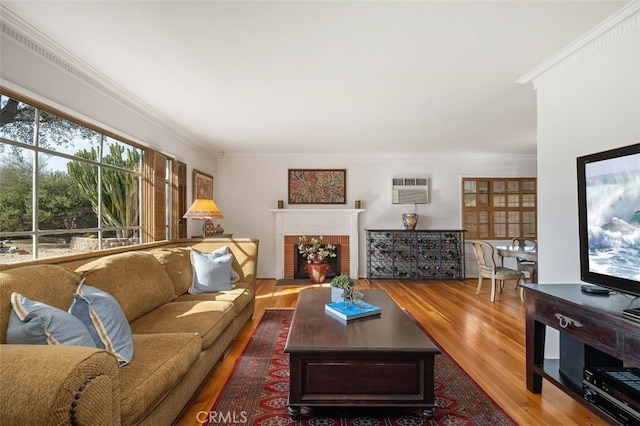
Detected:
[{"left": 284, "top": 288, "right": 440, "bottom": 419}]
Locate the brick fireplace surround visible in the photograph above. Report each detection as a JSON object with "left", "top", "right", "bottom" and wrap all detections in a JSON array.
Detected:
[
  {"left": 285, "top": 235, "right": 349, "bottom": 279},
  {"left": 270, "top": 209, "right": 364, "bottom": 280}
]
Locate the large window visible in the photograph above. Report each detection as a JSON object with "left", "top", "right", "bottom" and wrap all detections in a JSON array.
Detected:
[
  {"left": 462, "top": 177, "right": 537, "bottom": 240},
  {"left": 0, "top": 90, "right": 186, "bottom": 264}
]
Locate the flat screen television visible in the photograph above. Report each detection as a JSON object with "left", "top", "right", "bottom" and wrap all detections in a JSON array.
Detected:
[{"left": 577, "top": 142, "right": 640, "bottom": 297}]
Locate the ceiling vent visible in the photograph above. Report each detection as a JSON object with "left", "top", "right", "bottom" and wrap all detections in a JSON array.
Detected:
[{"left": 391, "top": 177, "right": 429, "bottom": 204}]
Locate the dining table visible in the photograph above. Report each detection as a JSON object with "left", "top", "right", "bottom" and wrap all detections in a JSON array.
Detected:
[
  {"left": 496, "top": 244, "right": 538, "bottom": 283},
  {"left": 495, "top": 244, "right": 538, "bottom": 263}
]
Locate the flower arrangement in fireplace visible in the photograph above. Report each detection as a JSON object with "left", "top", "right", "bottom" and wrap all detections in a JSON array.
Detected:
[{"left": 298, "top": 235, "right": 336, "bottom": 263}]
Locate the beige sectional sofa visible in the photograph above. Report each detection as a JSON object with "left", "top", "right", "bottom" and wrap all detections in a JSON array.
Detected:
[{"left": 0, "top": 238, "right": 259, "bottom": 425}]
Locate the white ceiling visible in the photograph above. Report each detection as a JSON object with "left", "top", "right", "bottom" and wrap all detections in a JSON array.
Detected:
[{"left": 1, "top": 1, "right": 629, "bottom": 156}]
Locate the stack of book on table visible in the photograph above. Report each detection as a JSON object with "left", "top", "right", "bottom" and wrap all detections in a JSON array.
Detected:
[{"left": 325, "top": 300, "right": 381, "bottom": 321}]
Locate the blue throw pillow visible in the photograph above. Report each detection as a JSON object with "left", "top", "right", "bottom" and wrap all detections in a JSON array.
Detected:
[
  {"left": 69, "top": 280, "right": 134, "bottom": 366},
  {"left": 191, "top": 246, "right": 240, "bottom": 283},
  {"left": 7, "top": 292, "right": 96, "bottom": 348},
  {"left": 189, "top": 249, "right": 235, "bottom": 294}
]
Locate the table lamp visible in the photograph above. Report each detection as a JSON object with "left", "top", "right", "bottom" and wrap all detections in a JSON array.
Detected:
[{"left": 183, "top": 198, "right": 224, "bottom": 237}]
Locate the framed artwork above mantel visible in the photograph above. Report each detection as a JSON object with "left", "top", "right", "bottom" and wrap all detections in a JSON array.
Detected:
[{"left": 288, "top": 169, "right": 346, "bottom": 204}]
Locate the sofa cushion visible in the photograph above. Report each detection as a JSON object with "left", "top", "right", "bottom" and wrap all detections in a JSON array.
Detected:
[
  {"left": 7, "top": 292, "right": 96, "bottom": 347},
  {"left": 149, "top": 247, "right": 241, "bottom": 296},
  {"left": 129, "top": 300, "right": 235, "bottom": 349},
  {"left": 189, "top": 250, "right": 235, "bottom": 294},
  {"left": 149, "top": 247, "right": 193, "bottom": 296},
  {"left": 0, "top": 265, "right": 81, "bottom": 344},
  {"left": 75, "top": 252, "right": 176, "bottom": 322},
  {"left": 119, "top": 333, "right": 201, "bottom": 424},
  {"left": 176, "top": 282, "right": 254, "bottom": 317},
  {"left": 69, "top": 281, "right": 134, "bottom": 366}
]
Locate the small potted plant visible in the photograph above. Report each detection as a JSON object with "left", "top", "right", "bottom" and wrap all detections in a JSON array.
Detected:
[{"left": 330, "top": 273, "right": 355, "bottom": 303}]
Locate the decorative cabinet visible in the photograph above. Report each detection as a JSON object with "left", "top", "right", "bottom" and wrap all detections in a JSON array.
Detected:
[
  {"left": 523, "top": 284, "right": 640, "bottom": 424},
  {"left": 366, "top": 229, "right": 465, "bottom": 280}
]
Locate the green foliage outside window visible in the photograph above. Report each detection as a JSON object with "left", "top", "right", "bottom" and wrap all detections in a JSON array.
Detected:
[
  {"left": 0, "top": 159, "right": 32, "bottom": 232},
  {"left": 67, "top": 145, "right": 140, "bottom": 238},
  {"left": 0, "top": 159, "right": 96, "bottom": 234},
  {"left": 0, "top": 92, "right": 142, "bottom": 253}
]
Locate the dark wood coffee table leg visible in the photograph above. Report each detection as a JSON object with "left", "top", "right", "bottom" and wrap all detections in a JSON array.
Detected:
[
  {"left": 288, "top": 405, "right": 300, "bottom": 420},
  {"left": 422, "top": 406, "right": 436, "bottom": 419}
]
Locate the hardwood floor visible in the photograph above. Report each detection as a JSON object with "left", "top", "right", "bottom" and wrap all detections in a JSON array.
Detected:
[{"left": 175, "top": 279, "right": 608, "bottom": 426}]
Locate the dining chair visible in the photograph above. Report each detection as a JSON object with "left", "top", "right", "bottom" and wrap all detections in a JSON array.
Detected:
[
  {"left": 471, "top": 240, "right": 524, "bottom": 302},
  {"left": 511, "top": 238, "right": 538, "bottom": 283}
]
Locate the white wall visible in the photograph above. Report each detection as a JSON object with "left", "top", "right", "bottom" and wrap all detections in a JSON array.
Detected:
[
  {"left": 214, "top": 153, "right": 536, "bottom": 278},
  {"left": 0, "top": 28, "right": 219, "bottom": 212},
  {"left": 523, "top": 3, "right": 639, "bottom": 357},
  {"left": 535, "top": 23, "right": 639, "bottom": 285}
]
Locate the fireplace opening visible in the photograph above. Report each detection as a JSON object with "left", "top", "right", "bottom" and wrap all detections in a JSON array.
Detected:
[{"left": 294, "top": 244, "right": 341, "bottom": 280}]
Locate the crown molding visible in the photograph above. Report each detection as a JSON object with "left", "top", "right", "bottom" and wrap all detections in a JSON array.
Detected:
[
  {"left": 517, "top": 1, "right": 639, "bottom": 90},
  {"left": 0, "top": 5, "right": 204, "bottom": 151},
  {"left": 220, "top": 151, "right": 537, "bottom": 162}
]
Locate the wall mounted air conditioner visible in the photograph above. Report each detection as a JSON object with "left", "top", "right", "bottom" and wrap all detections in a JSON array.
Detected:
[{"left": 391, "top": 177, "right": 429, "bottom": 204}]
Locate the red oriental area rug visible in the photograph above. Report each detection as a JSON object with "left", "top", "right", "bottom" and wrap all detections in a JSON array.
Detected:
[{"left": 208, "top": 309, "right": 516, "bottom": 426}]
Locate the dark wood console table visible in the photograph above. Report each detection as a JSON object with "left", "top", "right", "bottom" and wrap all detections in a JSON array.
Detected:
[{"left": 522, "top": 284, "right": 640, "bottom": 423}]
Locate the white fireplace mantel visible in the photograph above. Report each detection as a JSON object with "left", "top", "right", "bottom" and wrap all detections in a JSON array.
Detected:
[{"left": 270, "top": 209, "right": 364, "bottom": 280}]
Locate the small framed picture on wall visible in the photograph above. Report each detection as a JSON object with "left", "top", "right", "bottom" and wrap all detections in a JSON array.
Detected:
[{"left": 193, "top": 169, "right": 213, "bottom": 200}]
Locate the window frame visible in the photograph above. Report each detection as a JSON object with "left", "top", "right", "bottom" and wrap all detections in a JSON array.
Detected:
[
  {"left": 0, "top": 88, "right": 186, "bottom": 262},
  {"left": 462, "top": 177, "right": 537, "bottom": 240}
]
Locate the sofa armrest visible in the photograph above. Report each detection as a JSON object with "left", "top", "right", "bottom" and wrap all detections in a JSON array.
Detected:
[{"left": 0, "top": 344, "right": 121, "bottom": 425}]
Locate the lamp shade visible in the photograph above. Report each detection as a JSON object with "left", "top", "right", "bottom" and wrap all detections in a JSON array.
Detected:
[{"left": 183, "top": 198, "right": 224, "bottom": 219}]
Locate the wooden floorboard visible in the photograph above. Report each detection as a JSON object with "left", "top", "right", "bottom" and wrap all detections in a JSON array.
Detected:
[{"left": 174, "top": 279, "right": 608, "bottom": 426}]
